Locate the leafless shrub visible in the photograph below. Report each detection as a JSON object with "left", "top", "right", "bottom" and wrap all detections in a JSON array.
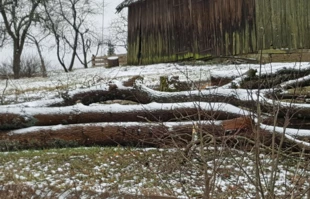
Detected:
[
  {"left": 0, "top": 61, "right": 12, "bottom": 78},
  {"left": 0, "top": 56, "right": 49, "bottom": 79}
]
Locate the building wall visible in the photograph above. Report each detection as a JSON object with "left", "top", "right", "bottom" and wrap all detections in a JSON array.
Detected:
[
  {"left": 255, "top": 0, "right": 310, "bottom": 50},
  {"left": 127, "top": 0, "right": 310, "bottom": 65}
]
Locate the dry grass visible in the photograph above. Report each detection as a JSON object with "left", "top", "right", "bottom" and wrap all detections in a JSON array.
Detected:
[{"left": 1, "top": 147, "right": 310, "bottom": 198}]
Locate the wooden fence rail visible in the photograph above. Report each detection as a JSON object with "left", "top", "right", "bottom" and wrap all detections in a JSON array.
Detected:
[{"left": 92, "top": 54, "right": 127, "bottom": 67}]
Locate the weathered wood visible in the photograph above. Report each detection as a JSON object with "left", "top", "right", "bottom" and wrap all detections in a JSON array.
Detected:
[
  {"left": 126, "top": 0, "right": 257, "bottom": 65},
  {"left": 92, "top": 55, "right": 107, "bottom": 67},
  {"left": 107, "top": 56, "right": 119, "bottom": 68},
  {"left": 122, "top": 0, "right": 310, "bottom": 65},
  {"left": 92, "top": 54, "right": 127, "bottom": 67}
]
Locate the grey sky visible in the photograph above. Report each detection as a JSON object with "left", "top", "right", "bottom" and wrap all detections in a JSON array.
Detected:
[{"left": 0, "top": 0, "right": 126, "bottom": 69}]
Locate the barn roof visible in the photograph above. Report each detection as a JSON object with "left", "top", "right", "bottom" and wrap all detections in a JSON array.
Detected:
[{"left": 116, "top": 0, "right": 144, "bottom": 12}]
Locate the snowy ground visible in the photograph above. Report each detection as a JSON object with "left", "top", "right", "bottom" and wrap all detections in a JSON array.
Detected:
[
  {"left": 1, "top": 62, "right": 310, "bottom": 198},
  {"left": 1, "top": 147, "right": 310, "bottom": 198},
  {"left": 1, "top": 62, "right": 309, "bottom": 104}
]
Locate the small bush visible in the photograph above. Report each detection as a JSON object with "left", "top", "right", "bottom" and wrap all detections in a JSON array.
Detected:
[
  {"left": 0, "top": 55, "right": 46, "bottom": 79},
  {"left": 0, "top": 61, "right": 12, "bottom": 78},
  {"left": 20, "top": 55, "right": 45, "bottom": 77}
]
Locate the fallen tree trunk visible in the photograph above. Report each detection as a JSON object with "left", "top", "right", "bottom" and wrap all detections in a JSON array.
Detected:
[
  {"left": 0, "top": 102, "right": 248, "bottom": 130},
  {"left": 1, "top": 80, "right": 310, "bottom": 152},
  {"left": 51, "top": 82, "right": 309, "bottom": 119},
  {"left": 1, "top": 121, "right": 310, "bottom": 153},
  {"left": 0, "top": 121, "right": 224, "bottom": 149},
  {"left": 3, "top": 81, "right": 305, "bottom": 120}
]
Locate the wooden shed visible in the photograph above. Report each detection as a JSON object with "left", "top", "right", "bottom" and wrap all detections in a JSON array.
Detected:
[{"left": 117, "top": 0, "right": 310, "bottom": 65}]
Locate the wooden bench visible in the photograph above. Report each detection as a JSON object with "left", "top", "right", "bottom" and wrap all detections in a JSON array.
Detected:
[{"left": 92, "top": 54, "right": 127, "bottom": 67}]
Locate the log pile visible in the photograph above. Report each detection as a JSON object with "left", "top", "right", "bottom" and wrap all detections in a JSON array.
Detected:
[{"left": 0, "top": 78, "right": 310, "bottom": 152}]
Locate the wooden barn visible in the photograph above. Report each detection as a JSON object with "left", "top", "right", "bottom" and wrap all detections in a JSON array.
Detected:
[{"left": 116, "top": 0, "right": 310, "bottom": 65}]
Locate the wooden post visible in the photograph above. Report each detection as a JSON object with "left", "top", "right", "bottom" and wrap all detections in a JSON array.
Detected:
[
  {"left": 107, "top": 56, "right": 119, "bottom": 68},
  {"left": 92, "top": 54, "right": 95, "bottom": 67},
  {"left": 159, "top": 76, "right": 169, "bottom": 91}
]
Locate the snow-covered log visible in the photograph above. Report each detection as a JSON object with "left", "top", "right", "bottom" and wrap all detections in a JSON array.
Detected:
[
  {"left": 13, "top": 80, "right": 248, "bottom": 108},
  {"left": 0, "top": 122, "right": 223, "bottom": 149},
  {"left": 1, "top": 78, "right": 310, "bottom": 151},
  {"left": 0, "top": 102, "right": 248, "bottom": 130},
  {"left": 1, "top": 120, "right": 310, "bottom": 152}
]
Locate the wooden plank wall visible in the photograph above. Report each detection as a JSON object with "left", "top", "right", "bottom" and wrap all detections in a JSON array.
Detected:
[
  {"left": 127, "top": 0, "right": 310, "bottom": 65},
  {"left": 255, "top": 0, "right": 310, "bottom": 50},
  {"left": 127, "top": 0, "right": 257, "bottom": 65}
]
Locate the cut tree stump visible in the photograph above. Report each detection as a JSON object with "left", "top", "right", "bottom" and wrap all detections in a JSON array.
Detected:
[{"left": 107, "top": 56, "right": 119, "bottom": 68}]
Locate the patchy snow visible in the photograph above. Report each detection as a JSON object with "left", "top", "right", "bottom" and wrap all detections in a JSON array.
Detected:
[
  {"left": 2, "top": 62, "right": 310, "bottom": 198},
  {"left": 1, "top": 147, "right": 309, "bottom": 198},
  {"left": 1, "top": 62, "right": 309, "bottom": 103},
  {"left": 2, "top": 61, "right": 310, "bottom": 136}
]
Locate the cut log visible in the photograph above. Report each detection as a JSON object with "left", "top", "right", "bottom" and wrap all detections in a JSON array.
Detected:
[
  {"left": 1, "top": 78, "right": 310, "bottom": 152},
  {"left": 0, "top": 122, "right": 223, "bottom": 149},
  {"left": 107, "top": 56, "right": 119, "bottom": 68},
  {"left": 0, "top": 102, "right": 247, "bottom": 130},
  {"left": 50, "top": 82, "right": 253, "bottom": 108},
  {"left": 1, "top": 121, "right": 310, "bottom": 153}
]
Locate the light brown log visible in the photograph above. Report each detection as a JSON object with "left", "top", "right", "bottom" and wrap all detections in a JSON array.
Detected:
[{"left": 222, "top": 117, "right": 253, "bottom": 131}]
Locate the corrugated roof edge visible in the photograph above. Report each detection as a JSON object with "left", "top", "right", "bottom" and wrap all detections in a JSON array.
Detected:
[{"left": 116, "top": 0, "right": 143, "bottom": 13}]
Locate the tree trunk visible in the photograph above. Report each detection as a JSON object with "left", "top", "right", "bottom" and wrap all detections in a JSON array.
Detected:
[
  {"left": 34, "top": 39, "right": 47, "bottom": 77},
  {"left": 0, "top": 122, "right": 219, "bottom": 149},
  {"left": 13, "top": 42, "right": 21, "bottom": 79},
  {"left": 68, "top": 28, "right": 79, "bottom": 71},
  {"left": 0, "top": 103, "right": 243, "bottom": 130},
  {"left": 1, "top": 80, "right": 310, "bottom": 151},
  {"left": 1, "top": 120, "right": 310, "bottom": 152},
  {"left": 56, "top": 36, "right": 69, "bottom": 73}
]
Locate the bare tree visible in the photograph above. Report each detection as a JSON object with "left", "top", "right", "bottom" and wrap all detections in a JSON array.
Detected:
[
  {"left": 0, "top": 19, "right": 7, "bottom": 47},
  {"left": 26, "top": 33, "right": 48, "bottom": 77},
  {"left": 75, "top": 28, "right": 100, "bottom": 68},
  {"left": 42, "top": 0, "right": 95, "bottom": 72},
  {"left": 108, "top": 10, "right": 128, "bottom": 51},
  {"left": 0, "top": 0, "right": 41, "bottom": 79}
]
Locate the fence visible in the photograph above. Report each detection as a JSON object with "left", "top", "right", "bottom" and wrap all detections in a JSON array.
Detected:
[{"left": 91, "top": 54, "right": 127, "bottom": 67}]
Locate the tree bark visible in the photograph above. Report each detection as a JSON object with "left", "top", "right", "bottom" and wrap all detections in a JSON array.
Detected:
[
  {"left": 13, "top": 42, "right": 22, "bottom": 79},
  {"left": 0, "top": 103, "right": 244, "bottom": 130},
  {"left": 1, "top": 80, "right": 310, "bottom": 151},
  {"left": 34, "top": 38, "right": 47, "bottom": 77},
  {"left": 1, "top": 120, "right": 310, "bottom": 152}
]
